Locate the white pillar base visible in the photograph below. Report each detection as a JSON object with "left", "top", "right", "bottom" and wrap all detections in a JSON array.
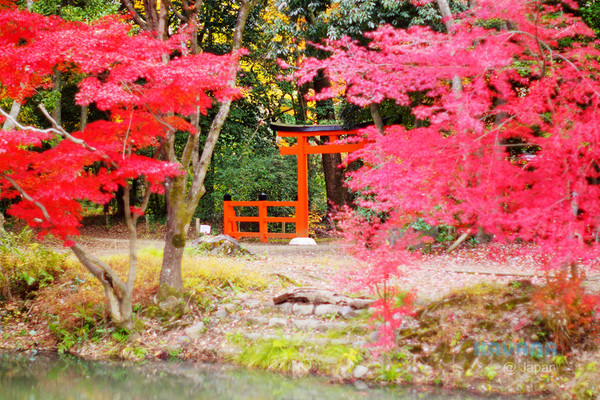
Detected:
[{"left": 289, "top": 237, "right": 317, "bottom": 246}]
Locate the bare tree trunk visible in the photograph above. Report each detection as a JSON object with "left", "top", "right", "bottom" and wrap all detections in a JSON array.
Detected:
[
  {"left": 370, "top": 103, "right": 385, "bottom": 134},
  {"left": 80, "top": 105, "right": 88, "bottom": 131},
  {"left": 435, "top": 0, "right": 463, "bottom": 93},
  {"left": 321, "top": 151, "right": 349, "bottom": 211},
  {"left": 296, "top": 83, "right": 310, "bottom": 123},
  {"left": 69, "top": 182, "right": 146, "bottom": 330},
  {"left": 1, "top": 100, "right": 22, "bottom": 228},
  {"left": 313, "top": 72, "right": 352, "bottom": 213},
  {"left": 2, "top": 101, "right": 21, "bottom": 130},
  {"left": 52, "top": 70, "right": 62, "bottom": 126},
  {"left": 158, "top": 0, "right": 255, "bottom": 297}
]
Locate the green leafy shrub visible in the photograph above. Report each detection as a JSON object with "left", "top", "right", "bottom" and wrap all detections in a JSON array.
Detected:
[
  {"left": 532, "top": 271, "right": 600, "bottom": 352},
  {"left": 234, "top": 335, "right": 365, "bottom": 375},
  {"left": 0, "top": 228, "right": 66, "bottom": 301}
]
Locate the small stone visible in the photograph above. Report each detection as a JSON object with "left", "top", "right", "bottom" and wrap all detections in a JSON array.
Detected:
[
  {"left": 353, "top": 365, "right": 369, "bottom": 379},
  {"left": 317, "top": 322, "right": 346, "bottom": 332},
  {"left": 214, "top": 309, "right": 228, "bottom": 319},
  {"left": 368, "top": 331, "right": 379, "bottom": 343},
  {"left": 158, "top": 296, "right": 178, "bottom": 312},
  {"left": 177, "top": 335, "right": 191, "bottom": 346},
  {"left": 291, "top": 361, "right": 310, "bottom": 376},
  {"left": 245, "top": 316, "right": 269, "bottom": 325},
  {"left": 261, "top": 300, "right": 277, "bottom": 310},
  {"left": 244, "top": 299, "right": 262, "bottom": 309},
  {"left": 348, "top": 299, "right": 373, "bottom": 310},
  {"left": 338, "top": 365, "right": 352, "bottom": 380},
  {"left": 292, "top": 319, "right": 319, "bottom": 330},
  {"left": 339, "top": 306, "right": 357, "bottom": 319},
  {"left": 218, "top": 346, "right": 239, "bottom": 358},
  {"left": 314, "top": 304, "right": 341, "bottom": 317},
  {"left": 236, "top": 293, "right": 251, "bottom": 301},
  {"left": 354, "top": 380, "right": 369, "bottom": 391},
  {"left": 292, "top": 303, "right": 314, "bottom": 316},
  {"left": 183, "top": 322, "right": 206, "bottom": 340},
  {"left": 268, "top": 317, "right": 287, "bottom": 328},
  {"left": 242, "top": 332, "right": 263, "bottom": 341},
  {"left": 330, "top": 339, "right": 353, "bottom": 345},
  {"left": 223, "top": 303, "right": 237, "bottom": 314},
  {"left": 191, "top": 234, "right": 252, "bottom": 257},
  {"left": 276, "top": 303, "right": 293, "bottom": 313}
]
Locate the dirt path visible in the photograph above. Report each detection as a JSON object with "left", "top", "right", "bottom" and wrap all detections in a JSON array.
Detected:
[{"left": 70, "top": 235, "right": 600, "bottom": 302}]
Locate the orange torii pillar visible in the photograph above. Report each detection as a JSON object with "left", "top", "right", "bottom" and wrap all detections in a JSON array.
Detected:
[{"left": 270, "top": 123, "right": 368, "bottom": 238}]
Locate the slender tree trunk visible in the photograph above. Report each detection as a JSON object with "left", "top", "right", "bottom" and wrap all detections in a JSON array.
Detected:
[
  {"left": 1, "top": 101, "right": 22, "bottom": 227},
  {"left": 80, "top": 105, "right": 88, "bottom": 130},
  {"left": 370, "top": 103, "right": 385, "bottom": 134},
  {"left": 52, "top": 70, "right": 62, "bottom": 126},
  {"left": 0, "top": 212, "right": 5, "bottom": 237},
  {"left": 159, "top": 155, "right": 190, "bottom": 297},
  {"left": 313, "top": 72, "right": 352, "bottom": 212},
  {"left": 296, "top": 83, "right": 310, "bottom": 123},
  {"left": 321, "top": 151, "right": 349, "bottom": 210},
  {"left": 435, "top": 0, "right": 463, "bottom": 93},
  {"left": 160, "top": 204, "right": 186, "bottom": 294},
  {"left": 2, "top": 101, "right": 21, "bottom": 130},
  {"left": 125, "top": 0, "right": 256, "bottom": 298},
  {"left": 70, "top": 182, "right": 144, "bottom": 330}
]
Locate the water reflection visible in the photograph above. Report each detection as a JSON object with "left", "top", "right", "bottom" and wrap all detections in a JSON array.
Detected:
[{"left": 1, "top": 352, "right": 510, "bottom": 400}]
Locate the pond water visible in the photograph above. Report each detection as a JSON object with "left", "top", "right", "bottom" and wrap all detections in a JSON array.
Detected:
[{"left": 1, "top": 352, "right": 514, "bottom": 400}]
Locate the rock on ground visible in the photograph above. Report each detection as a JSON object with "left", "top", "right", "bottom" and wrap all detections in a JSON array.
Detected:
[{"left": 191, "top": 234, "right": 252, "bottom": 257}]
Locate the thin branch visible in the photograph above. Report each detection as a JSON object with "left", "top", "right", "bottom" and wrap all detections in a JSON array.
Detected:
[
  {"left": 2, "top": 101, "right": 22, "bottom": 131},
  {"left": 1, "top": 174, "right": 51, "bottom": 222},
  {"left": 504, "top": 30, "right": 600, "bottom": 99},
  {"left": 2, "top": 172, "right": 127, "bottom": 294},
  {"left": 122, "top": 108, "right": 134, "bottom": 159},
  {"left": 137, "top": 180, "right": 153, "bottom": 221},
  {"left": 163, "top": 0, "right": 188, "bottom": 22},
  {"left": 0, "top": 106, "right": 61, "bottom": 137},
  {"left": 37, "top": 104, "right": 98, "bottom": 152},
  {"left": 186, "top": 0, "right": 256, "bottom": 213},
  {"left": 474, "top": 114, "right": 517, "bottom": 142},
  {"left": 70, "top": 242, "right": 128, "bottom": 293},
  {"left": 37, "top": 104, "right": 122, "bottom": 170},
  {"left": 121, "top": 0, "right": 148, "bottom": 30}
]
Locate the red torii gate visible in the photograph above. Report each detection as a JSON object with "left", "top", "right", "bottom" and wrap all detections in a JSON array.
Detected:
[{"left": 223, "top": 122, "right": 367, "bottom": 242}]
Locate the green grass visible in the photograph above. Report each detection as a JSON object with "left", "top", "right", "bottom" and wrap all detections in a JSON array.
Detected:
[{"left": 233, "top": 335, "right": 365, "bottom": 375}]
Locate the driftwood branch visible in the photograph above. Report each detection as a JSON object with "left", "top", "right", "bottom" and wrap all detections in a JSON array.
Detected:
[
  {"left": 447, "top": 231, "right": 470, "bottom": 252},
  {"left": 273, "top": 288, "right": 373, "bottom": 309}
]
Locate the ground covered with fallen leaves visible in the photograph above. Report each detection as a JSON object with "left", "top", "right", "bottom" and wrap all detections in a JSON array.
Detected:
[{"left": 2, "top": 222, "right": 600, "bottom": 399}]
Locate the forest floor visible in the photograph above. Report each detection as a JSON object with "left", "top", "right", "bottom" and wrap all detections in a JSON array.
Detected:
[{"left": 2, "top": 222, "right": 600, "bottom": 399}]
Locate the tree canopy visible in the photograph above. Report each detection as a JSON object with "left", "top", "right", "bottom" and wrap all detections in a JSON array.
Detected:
[
  {"left": 0, "top": 5, "right": 243, "bottom": 327},
  {"left": 296, "top": 0, "right": 600, "bottom": 347}
]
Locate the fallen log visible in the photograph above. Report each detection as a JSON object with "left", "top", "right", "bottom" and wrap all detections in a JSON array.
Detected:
[{"left": 273, "top": 288, "right": 373, "bottom": 309}]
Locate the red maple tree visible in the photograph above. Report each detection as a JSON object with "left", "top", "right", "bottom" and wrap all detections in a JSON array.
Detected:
[
  {"left": 0, "top": 6, "right": 242, "bottom": 328},
  {"left": 297, "top": 0, "right": 600, "bottom": 348}
]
